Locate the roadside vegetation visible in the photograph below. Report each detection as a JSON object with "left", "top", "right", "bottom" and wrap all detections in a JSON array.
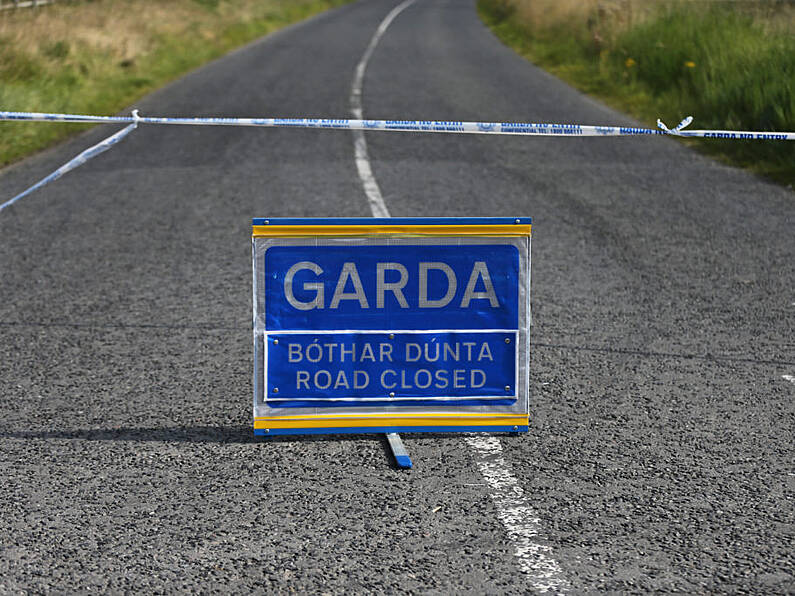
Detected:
[
  {"left": 478, "top": 0, "right": 794, "bottom": 187},
  {"left": 0, "top": 0, "right": 350, "bottom": 166}
]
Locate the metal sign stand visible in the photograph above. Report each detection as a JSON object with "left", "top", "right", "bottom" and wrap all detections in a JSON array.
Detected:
[{"left": 386, "top": 433, "right": 413, "bottom": 469}]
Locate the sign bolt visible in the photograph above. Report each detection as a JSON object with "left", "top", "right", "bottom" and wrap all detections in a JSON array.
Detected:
[
  {"left": 264, "top": 220, "right": 270, "bottom": 224},
  {"left": 273, "top": 387, "right": 279, "bottom": 393},
  {"left": 389, "top": 333, "right": 395, "bottom": 339},
  {"left": 389, "top": 392, "right": 395, "bottom": 397},
  {"left": 515, "top": 219, "right": 520, "bottom": 224},
  {"left": 505, "top": 385, "right": 511, "bottom": 391},
  {"left": 273, "top": 339, "right": 279, "bottom": 345},
  {"left": 513, "top": 426, "right": 518, "bottom": 431},
  {"left": 505, "top": 337, "right": 511, "bottom": 343}
]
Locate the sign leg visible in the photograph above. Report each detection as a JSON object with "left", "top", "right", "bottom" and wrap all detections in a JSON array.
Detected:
[{"left": 386, "top": 433, "right": 413, "bottom": 469}]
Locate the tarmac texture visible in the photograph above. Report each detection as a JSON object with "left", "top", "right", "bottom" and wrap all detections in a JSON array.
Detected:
[{"left": 0, "top": 0, "right": 793, "bottom": 592}]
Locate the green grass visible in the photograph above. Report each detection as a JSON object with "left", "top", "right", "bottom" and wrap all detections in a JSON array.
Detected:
[
  {"left": 478, "top": 0, "right": 794, "bottom": 187},
  {"left": 0, "top": 0, "right": 352, "bottom": 167}
]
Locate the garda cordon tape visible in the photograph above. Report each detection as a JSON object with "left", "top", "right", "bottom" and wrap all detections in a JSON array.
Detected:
[
  {"left": 2, "top": 111, "right": 794, "bottom": 139},
  {"left": 1, "top": 110, "right": 793, "bottom": 213}
]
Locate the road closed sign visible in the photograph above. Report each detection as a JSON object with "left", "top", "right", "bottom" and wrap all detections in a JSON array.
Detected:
[{"left": 252, "top": 218, "right": 531, "bottom": 436}]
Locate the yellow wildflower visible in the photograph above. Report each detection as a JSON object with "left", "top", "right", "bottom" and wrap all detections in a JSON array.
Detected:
[
  {"left": 625, "top": 57, "right": 636, "bottom": 68},
  {"left": 685, "top": 61, "right": 696, "bottom": 68}
]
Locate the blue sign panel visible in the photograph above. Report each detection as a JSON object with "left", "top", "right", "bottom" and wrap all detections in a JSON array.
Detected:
[
  {"left": 264, "top": 244, "right": 519, "bottom": 331},
  {"left": 253, "top": 218, "right": 531, "bottom": 436},
  {"left": 266, "top": 331, "right": 517, "bottom": 407}
]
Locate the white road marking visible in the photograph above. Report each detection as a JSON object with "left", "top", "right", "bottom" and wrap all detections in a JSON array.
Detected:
[
  {"left": 349, "top": 0, "right": 418, "bottom": 218},
  {"left": 783, "top": 375, "right": 795, "bottom": 385},
  {"left": 351, "top": 1, "right": 568, "bottom": 590},
  {"left": 466, "top": 436, "right": 569, "bottom": 594}
]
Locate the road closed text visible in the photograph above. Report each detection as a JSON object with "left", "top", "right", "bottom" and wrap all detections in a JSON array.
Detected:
[{"left": 266, "top": 332, "right": 516, "bottom": 400}]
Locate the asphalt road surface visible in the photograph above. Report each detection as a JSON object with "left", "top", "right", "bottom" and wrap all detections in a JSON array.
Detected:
[{"left": 1, "top": 0, "right": 793, "bottom": 592}]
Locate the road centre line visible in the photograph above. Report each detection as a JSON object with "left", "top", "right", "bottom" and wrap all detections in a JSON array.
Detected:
[
  {"left": 466, "top": 436, "right": 570, "bottom": 594},
  {"left": 349, "top": 0, "right": 418, "bottom": 218},
  {"left": 349, "top": 1, "right": 568, "bottom": 590}
]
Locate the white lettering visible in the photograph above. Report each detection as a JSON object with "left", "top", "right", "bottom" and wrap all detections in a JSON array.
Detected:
[
  {"left": 444, "top": 343, "right": 459, "bottom": 361},
  {"left": 314, "top": 370, "right": 332, "bottom": 389},
  {"left": 296, "top": 370, "right": 310, "bottom": 389},
  {"left": 419, "top": 262, "right": 457, "bottom": 308},
  {"left": 477, "top": 342, "right": 493, "bottom": 361},
  {"left": 305, "top": 343, "right": 322, "bottom": 363},
  {"left": 460, "top": 261, "right": 499, "bottom": 308},
  {"left": 354, "top": 370, "right": 369, "bottom": 389},
  {"left": 340, "top": 343, "right": 355, "bottom": 362},
  {"left": 330, "top": 262, "right": 369, "bottom": 309},
  {"left": 471, "top": 369, "right": 486, "bottom": 388},
  {"left": 283, "top": 260, "right": 505, "bottom": 310},
  {"left": 381, "top": 369, "right": 397, "bottom": 389},
  {"left": 415, "top": 369, "right": 432, "bottom": 389},
  {"left": 333, "top": 370, "right": 349, "bottom": 389},
  {"left": 288, "top": 343, "right": 303, "bottom": 362},
  {"left": 376, "top": 263, "right": 409, "bottom": 308},
  {"left": 284, "top": 261, "right": 324, "bottom": 310},
  {"left": 361, "top": 343, "right": 375, "bottom": 362},
  {"left": 424, "top": 343, "right": 439, "bottom": 362}
]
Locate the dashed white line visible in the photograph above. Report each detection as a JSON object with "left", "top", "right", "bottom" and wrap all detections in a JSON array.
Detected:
[
  {"left": 349, "top": 0, "right": 417, "bottom": 218},
  {"left": 350, "top": 2, "right": 568, "bottom": 591},
  {"left": 783, "top": 375, "right": 795, "bottom": 385}
]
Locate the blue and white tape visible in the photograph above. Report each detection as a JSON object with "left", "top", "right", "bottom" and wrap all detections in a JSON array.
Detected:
[
  {"left": 2, "top": 110, "right": 794, "bottom": 139},
  {"left": 1, "top": 110, "right": 792, "bottom": 212},
  {"left": 0, "top": 114, "right": 139, "bottom": 213}
]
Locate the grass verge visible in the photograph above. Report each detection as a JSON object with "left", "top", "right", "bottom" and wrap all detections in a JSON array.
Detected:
[
  {"left": 0, "top": 0, "right": 351, "bottom": 167},
  {"left": 478, "top": 0, "right": 794, "bottom": 187}
]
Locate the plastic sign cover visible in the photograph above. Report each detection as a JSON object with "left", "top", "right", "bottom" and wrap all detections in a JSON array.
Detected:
[{"left": 252, "top": 218, "right": 531, "bottom": 436}]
